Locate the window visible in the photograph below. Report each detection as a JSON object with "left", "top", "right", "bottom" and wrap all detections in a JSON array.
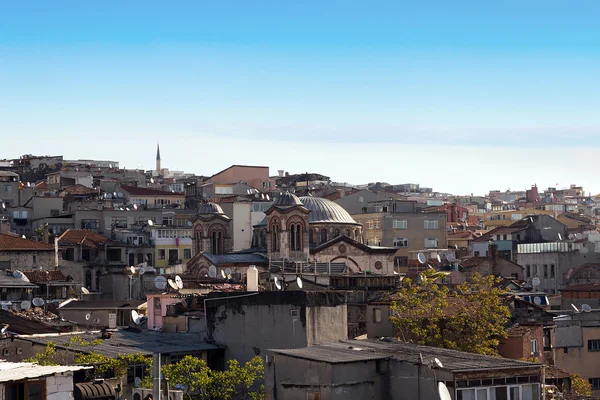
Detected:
[
  {"left": 183, "top": 248, "right": 192, "bottom": 259},
  {"left": 393, "top": 237, "right": 408, "bottom": 247},
  {"left": 424, "top": 220, "right": 439, "bottom": 229},
  {"left": 424, "top": 238, "right": 439, "bottom": 248},
  {"left": 393, "top": 219, "right": 408, "bottom": 229},
  {"left": 111, "top": 217, "right": 127, "bottom": 228},
  {"left": 163, "top": 217, "right": 174, "bottom": 226},
  {"left": 590, "top": 378, "right": 600, "bottom": 390},
  {"left": 525, "top": 265, "right": 530, "bottom": 278},
  {"left": 81, "top": 219, "right": 100, "bottom": 230},
  {"left": 252, "top": 202, "right": 272, "bottom": 212},
  {"left": 168, "top": 249, "right": 179, "bottom": 265},
  {"left": 474, "top": 251, "right": 480, "bottom": 256},
  {"left": 550, "top": 264, "right": 555, "bottom": 278},
  {"left": 373, "top": 308, "right": 382, "bottom": 323},
  {"left": 367, "top": 220, "right": 380, "bottom": 230},
  {"left": 6, "top": 381, "right": 45, "bottom": 400},
  {"left": 530, "top": 339, "right": 538, "bottom": 355},
  {"left": 12, "top": 210, "right": 28, "bottom": 219},
  {"left": 503, "top": 234, "right": 507, "bottom": 240},
  {"left": 532, "top": 264, "right": 538, "bottom": 276},
  {"left": 127, "top": 364, "right": 146, "bottom": 384},
  {"left": 158, "top": 249, "right": 166, "bottom": 260},
  {"left": 543, "top": 264, "right": 548, "bottom": 278},
  {"left": 215, "top": 186, "right": 233, "bottom": 195},
  {"left": 588, "top": 339, "right": 600, "bottom": 352},
  {"left": 3, "top": 184, "right": 11, "bottom": 193},
  {"left": 320, "top": 229, "right": 328, "bottom": 243}
]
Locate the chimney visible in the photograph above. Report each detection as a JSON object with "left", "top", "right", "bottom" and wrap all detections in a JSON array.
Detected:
[
  {"left": 488, "top": 243, "right": 498, "bottom": 260},
  {"left": 42, "top": 224, "right": 49, "bottom": 244},
  {"left": 0, "top": 221, "right": 9, "bottom": 234},
  {"left": 278, "top": 170, "right": 284, "bottom": 178}
]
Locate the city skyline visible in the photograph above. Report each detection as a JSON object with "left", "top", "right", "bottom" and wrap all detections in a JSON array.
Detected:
[{"left": 2, "top": 1, "right": 600, "bottom": 194}]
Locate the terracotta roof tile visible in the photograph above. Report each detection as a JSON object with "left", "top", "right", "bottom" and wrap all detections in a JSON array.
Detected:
[
  {"left": 22, "top": 270, "right": 67, "bottom": 283},
  {"left": 120, "top": 185, "right": 183, "bottom": 196},
  {"left": 57, "top": 230, "right": 119, "bottom": 248},
  {"left": 0, "top": 234, "right": 53, "bottom": 251}
]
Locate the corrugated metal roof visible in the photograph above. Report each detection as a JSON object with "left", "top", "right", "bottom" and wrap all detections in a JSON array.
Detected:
[
  {"left": 0, "top": 273, "right": 38, "bottom": 288},
  {"left": 272, "top": 339, "right": 542, "bottom": 372},
  {"left": 20, "top": 330, "right": 221, "bottom": 358},
  {"left": 0, "top": 361, "right": 90, "bottom": 383}
]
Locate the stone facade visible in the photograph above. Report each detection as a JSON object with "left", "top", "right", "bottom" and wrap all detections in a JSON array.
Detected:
[
  {"left": 0, "top": 250, "right": 55, "bottom": 270},
  {"left": 191, "top": 203, "right": 232, "bottom": 257}
]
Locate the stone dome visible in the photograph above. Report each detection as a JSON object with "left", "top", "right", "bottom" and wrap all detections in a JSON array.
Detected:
[
  {"left": 197, "top": 202, "right": 225, "bottom": 215},
  {"left": 299, "top": 196, "right": 358, "bottom": 225},
  {"left": 273, "top": 192, "right": 303, "bottom": 208}
]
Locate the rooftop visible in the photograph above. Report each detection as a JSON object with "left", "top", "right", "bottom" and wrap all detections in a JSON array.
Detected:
[
  {"left": 57, "top": 229, "right": 120, "bottom": 249},
  {"left": 0, "top": 361, "right": 90, "bottom": 383},
  {"left": 0, "top": 272, "right": 38, "bottom": 289},
  {"left": 0, "top": 234, "right": 54, "bottom": 251},
  {"left": 271, "top": 339, "right": 542, "bottom": 372},
  {"left": 58, "top": 300, "right": 146, "bottom": 310},
  {"left": 18, "top": 329, "right": 221, "bottom": 358},
  {"left": 120, "top": 185, "right": 183, "bottom": 197},
  {"left": 202, "top": 253, "right": 268, "bottom": 266}
]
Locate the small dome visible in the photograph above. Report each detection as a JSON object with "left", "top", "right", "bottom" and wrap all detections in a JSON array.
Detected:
[
  {"left": 299, "top": 196, "right": 358, "bottom": 225},
  {"left": 197, "top": 202, "right": 224, "bottom": 215},
  {"left": 273, "top": 192, "right": 303, "bottom": 207}
]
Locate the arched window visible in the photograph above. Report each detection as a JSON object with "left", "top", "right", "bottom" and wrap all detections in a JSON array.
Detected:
[
  {"left": 309, "top": 229, "right": 314, "bottom": 245},
  {"left": 346, "top": 229, "right": 350, "bottom": 237},
  {"left": 272, "top": 224, "right": 280, "bottom": 252},
  {"left": 296, "top": 224, "right": 302, "bottom": 250},
  {"left": 128, "top": 253, "right": 135, "bottom": 266},
  {"left": 290, "top": 224, "right": 302, "bottom": 250},
  {"left": 217, "top": 231, "right": 223, "bottom": 255},
  {"left": 212, "top": 231, "right": 218, "bottom": 254},
  {"left": 85, "top": 270, "right": 92, "bottom": 290},
  {"left": 290, "top": 224, "right": 296, "bottom": 251},
  {"left": 95, "top": 269, "right": 102, "bottom": 291},
  {"left": 334, "top": 229, "right": 340, "bottom": 238},
  {"left": 321, "top": 229, "right": 328, "bottom": 243},
  {"left": 196, "top": 230, "right": 203, "bottom": 254},
  {"left": 260, "top": 230, "right": 266, "bottom": 247}
]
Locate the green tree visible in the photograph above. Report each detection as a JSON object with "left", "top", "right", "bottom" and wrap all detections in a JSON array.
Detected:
[
  {"left": 390, "top": 270, "right": 510, "bottom": 355},
  {"left": 75, "top": 351, "right": 151, "bottom": 378},
  {"left": 155, "top": 355, "right": 264, "bottom": 400},
  {"left": 24, "top": 342, "right": 59, "bottom": 366},
  {"left": 571, "top": 374, "right": 592, "bottom": 396}
]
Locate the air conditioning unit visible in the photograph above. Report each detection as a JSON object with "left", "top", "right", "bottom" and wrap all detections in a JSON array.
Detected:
[{"left": 131, "top": 388, "right": 184, "bottom": 400}]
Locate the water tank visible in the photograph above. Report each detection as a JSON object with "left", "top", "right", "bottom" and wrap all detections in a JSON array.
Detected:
[{"left": 247, "top": 265, "right": 259, "bottom": 292}]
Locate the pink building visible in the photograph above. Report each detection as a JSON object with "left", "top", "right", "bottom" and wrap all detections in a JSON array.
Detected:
[{"left": 208, "top": 165, "right": 274, "bottom": 191}]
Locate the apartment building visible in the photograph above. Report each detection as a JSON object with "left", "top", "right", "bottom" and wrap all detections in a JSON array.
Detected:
[{"left": 351, "top": 199, "right": 447, "bottom": 267}]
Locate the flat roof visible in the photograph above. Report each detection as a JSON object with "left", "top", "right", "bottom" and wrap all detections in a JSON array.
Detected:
[
  {"left": 271, "top": 339, "right": 542, "bottom": 372},
  {"left": 0, "top": 361, "right": 90, "bottom": 383},
  {"left": 18, "top": 329, "right": 221, "bottom": 358}
]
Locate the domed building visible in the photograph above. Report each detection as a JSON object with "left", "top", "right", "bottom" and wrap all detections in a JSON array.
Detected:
[
  {"left": 253, "top": 193, "right": 396, "bottom": 274},
  {"left": 191, "top": 202, "right": 232, "bottom": 255}
]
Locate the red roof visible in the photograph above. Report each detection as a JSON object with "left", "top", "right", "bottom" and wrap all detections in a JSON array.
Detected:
[
  {"left": 0, "top": 234, "right": 53, "bottom": 251},
  {"left": 22, "top": 270, "right": 67, "bottom": 282},
  {"left": 58, "top": 230, "right": 119, "bottom": 249},
  {"left": 120, "top": 185, "right": 183, "bottom": 196},
  {"left": 560, "top": 284, "right": 600, "bottom": 292}
]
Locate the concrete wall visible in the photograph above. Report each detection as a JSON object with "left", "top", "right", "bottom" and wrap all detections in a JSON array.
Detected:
[
  {"left": 366, "top": 304, "right": 395, "bottom": 338},
  {"left": 46, "top": 373, "right": 76, "bottom": 400},
  {"left": 207, "top": 292, "right": 347, "bottom": 363},
  {"left": 555, "top": 324, "right": 600, "bottom": 395},
  {"left": 0, "top": 250, "right": 55, "bottom": 270},
  {"left": 313, "top": 243, "right": 395, "bottom": 275},
  {"left": 498, "top": 326, "right": 544, "bottom": 363},
  {"left": 210, "top": 166, "right": 271, "bottom": 190},
  {"left": 220, "top": 202, "right": 254, "bottom": 251}
]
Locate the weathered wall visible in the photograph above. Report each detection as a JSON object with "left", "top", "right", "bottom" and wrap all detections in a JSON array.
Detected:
[
  {"left": 305, "top": 303, "right": 347, "bottom": 345},
  {"left": 0, "top": 250, "right": 55, "bottom": 270},
  {"left": 265, "top": 356, "right": 334, "bottom": 400}
]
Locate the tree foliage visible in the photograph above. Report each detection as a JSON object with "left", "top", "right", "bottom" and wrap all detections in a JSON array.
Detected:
[
  {"left": 571, "top": 374, "right": 592, "bottom": 396},
  {"left": 145, "top": 355, "right": 264, "bottom": 400},
  {"left": 75, "top": 351, "right": 151, "bottom": 378},
  {"left": 390, "top": 270, "right": 510, "bottom": 355},
  {"left": 25, "top": 342, "right": 59, "bottom": 366}
]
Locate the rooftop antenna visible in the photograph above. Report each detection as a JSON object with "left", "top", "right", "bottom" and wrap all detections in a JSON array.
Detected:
[
  {"left": 582, "top": 304, "right": 592, "bottom": 313},
  {"left": 154, "top": 276, "right": 167, "bottom": 290},
  {"left": 571, "top": 303, "right": 580, "bottom": 313},
  {"left": 296, "top": 276, "right": 303, "bottom": 289},
  {"left": 175, "top": 275, "right": 183, "bottom": 289}
]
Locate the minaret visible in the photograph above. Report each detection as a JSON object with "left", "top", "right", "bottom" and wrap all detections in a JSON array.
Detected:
[{"left": 156, "top": 143, "right": 161, "bottom": 174}]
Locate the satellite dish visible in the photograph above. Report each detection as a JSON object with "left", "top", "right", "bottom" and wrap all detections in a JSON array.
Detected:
[
  {"left": 225, "top": 268, "right": 232, "bottom": 276},
  {"left": 130, "top": 266, "right": 136, "bottom": 274},
  {"left": 436, "top": 255, "right": 442, "bottom": 263},
  {"left": 175, "top": 275, "right": 183, "bottom": 289},
  {"left": 186, "top": 220, "right": 192, "bottom": 227},
  {"left": 532, "top": 277, "right": 541, "bottom": 287},
  {"left": 438, "top": 382, "right": 452, "bottom": 400},
  {"left": 131, "top": 310, "right": 141, "bottom": 324},
  {"left": 147, "top": 219, "right": 154, "bottom": 226},
  {"left": 434, "top": 358, "right": 443, "bottom": 368},
  {"left": 297, "top": 276, "right": 303, "bottom": 289},
  {"left": 85, "top": 313, "right": 91, "bottom": 321},
  {"left": 221, "top": 270, "right": 226, "bottom": 279},
  {"left": 150, "top": 178, "right": 155, "bottom": 183},
  {"left": 93, "top": 318, "right": 100, "bottom": 324},
  {"left": 261, "top": 194, "right": 265, "bottom": 200},
  {"left": 81, "top": 287, "right": 90, "bottom": 294},
  {"left": 32, "top": 298, "right": 44, "bottom": 307},
  {"left": 571, "top": 304, "right": 580, "bottom": 313},
  {"left": 417, "top": 253, "right": 426, "bottom": 264},
  {"left": 134, "top": 377, "right": 142, "bottom": 388},
  {"left": 558, "top": 233, "right": 563, "bottom": 241},
  {"left": 582, "top": 304, "right": 592, "bottom": 312},
  {"left": 533, "top": 296, "right": 542, "bottom": 305},
  {"left": 133, "top": 204, "right": 138, "bottom": 210},
  {"left": 1, "top": 202, "right": 5, "bottom": 209},
  {"left": 154, "top": 276, "right": 167, "bottom": 290},
  {"left": 208, "top": 265, "right": 217, "bottom": 278},
  {"left": 138, "top": 267, "right": 146, "bottom": 275},
  {"left": 113, "top": 192, "right": 117, "bottom": 197},
  {"left": 266, "top": 194, "right": 270, "bottom": 200},
  {"left": 167, "top": 279, "right": 179, "bottom": 290},
  {"left": 12, "top": 270, "right": 30, "bottom": 282},
  {"left": 106, "top": 193, "right": 113, "bottom": 199},
  {"left": 274, "top": 277, "right": 282, "bottom": 290},
  {"left": 21, "top": 235, "right": 26, "bottom": 239},
  {"left": 20, "top": 301, "right": 31, "bottom": 310},
  {"left": 254, "top": 193, "right": 259, "bottom": 198},
  {"left": 0, "top": 325, "right": 7, "bottom": 334},
  {"left": 1, "top": 305, "right": 8, "bottom": 311}
]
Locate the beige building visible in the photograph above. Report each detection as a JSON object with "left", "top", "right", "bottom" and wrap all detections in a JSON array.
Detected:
[
  {"left": 352, "top": 199, "right": 447, "bottom": 268},
  {"left": 120, "top": 185, "right": 184, "bottom": 209}
]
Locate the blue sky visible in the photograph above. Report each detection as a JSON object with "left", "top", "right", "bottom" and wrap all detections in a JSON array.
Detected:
[{"left": 1, "top": 1, "right": 599, "bottom": 194}]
